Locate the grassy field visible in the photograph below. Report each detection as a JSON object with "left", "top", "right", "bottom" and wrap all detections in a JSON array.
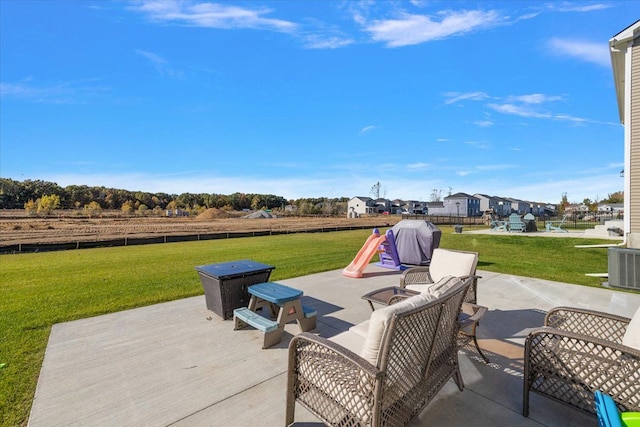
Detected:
[{"left": 0, "top": 226, "right": 621, "bottom": 426}]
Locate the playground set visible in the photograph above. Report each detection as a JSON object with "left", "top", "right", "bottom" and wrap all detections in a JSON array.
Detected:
[
  {"left": 342, "top": 220, "right": 442, "bottom": 278},
  {"left": 342, "top": 228, "right": 405, "bottom": 278}
]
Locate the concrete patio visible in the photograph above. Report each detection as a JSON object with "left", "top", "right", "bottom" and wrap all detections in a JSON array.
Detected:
[{"left": 28, "top": 266, "right": 640, "bottom": 427}]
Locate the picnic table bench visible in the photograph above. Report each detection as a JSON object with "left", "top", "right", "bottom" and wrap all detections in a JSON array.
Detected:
[{"left": 234, "top": 282, "right": 316, "bottom": 348}]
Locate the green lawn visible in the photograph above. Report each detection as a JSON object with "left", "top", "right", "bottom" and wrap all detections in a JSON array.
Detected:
[{"left": 0, "top": 227, "right": 622, "bottom": 426}]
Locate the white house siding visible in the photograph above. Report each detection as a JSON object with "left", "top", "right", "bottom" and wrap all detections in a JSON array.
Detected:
[
  {"left": 347, "top": 197, "right": 375, "bottom": 217},
  {"left": 629, "top": 40, "right": 640, "bottom": 244}
]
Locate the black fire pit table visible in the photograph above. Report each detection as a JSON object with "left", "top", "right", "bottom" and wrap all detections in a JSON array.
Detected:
[{"left": 195, "top": 259, "right": 275, "bottom": 320}]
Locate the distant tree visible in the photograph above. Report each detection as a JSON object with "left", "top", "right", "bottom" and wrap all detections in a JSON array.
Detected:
[
  {"left": 321, "top": 199, "right": 336, "bottom": 215},
  {"left": 583, "top": 198, "right": 598, "bottom": 212},
  {"left": 166, "top": 200, "right": 181, "bottom": 210},
  {"left": 251, "top": 195, "right": 263, "bottom": 211},
  {"left": 138, "top": 204, "right": 148, "bottom": 214},
  {"left": 37, "top": 194, "right": 61, "bottom": 215},
  {"left": 0, "top": 178, "right": 24, "bottom": 208},
  {"left": 298, "top": 201, "right": 314, "bottom": 215},
  {"left": 371, "top": 182, "right": 381, "bottom": 199},
  {"left": 602, "top": 191, "right": 624, "bottom": 204},
  {"left": 430, "top": 189, "right": 443, "bottom": 202},
  {"left": 559, "top": 192, "right": 569, "bottom": 214},
  {"left": 24, "top": 199, "right": 37, "bottom": 216},
  {"left": 84, "top": 201, "right": 102, "bottom": 217},
  {"left": 121, "top": 200, "right": 135, "bottom": 215}
]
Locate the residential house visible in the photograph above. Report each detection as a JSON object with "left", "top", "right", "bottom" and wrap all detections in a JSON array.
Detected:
[
  {"left": 564, "top": 204, "right": 589, "bottom": 216},
  {"left": 598, "top": 203, "right": 624, "bottom": 214},
  {"left": 474, "top": 193, "right": 498, "bottom": 213},
  {"left": 443, "top": 193, "right": 481, "bottom": 217},
  {"left": 347, "top": 196, "right": 375, "bottom": 218},
  {"left": 494, "top": 197, "right": 513, "bottom": 217},
  {"left": 506, "top": 198, "right": 531, "bottom": 215},
  {"left": 391, "top": 199, "right": 404, "bottom": 214},
  {"left": 374, "top": 198, "right": 391, "bottom": 214},
  {"left": 528, "top": 202, "right": 547, "bottom": 217},
  {"left": 425, "top": 201, "right": 445, "bottom": 215},
  {"left": 403, "top": 200, "right": 426, "bottom": 214},
  {"left": 610, "top": 20, "right": 640, "bottom": 248}
]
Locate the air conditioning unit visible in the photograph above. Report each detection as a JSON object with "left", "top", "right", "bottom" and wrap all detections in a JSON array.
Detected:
[{"left": 608, "top": 247, "right": 640, "bottom": 290}]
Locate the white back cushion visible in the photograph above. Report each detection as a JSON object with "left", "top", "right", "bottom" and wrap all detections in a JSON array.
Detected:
[
  {"left": 622, "top": 306, "right": 640, "bottom": 350},
  {"left": 429, "top": 249, "right": 477, "bottom": 282},
  {"left": 360, "top": 295, "right": 427, "bottom": 366}
]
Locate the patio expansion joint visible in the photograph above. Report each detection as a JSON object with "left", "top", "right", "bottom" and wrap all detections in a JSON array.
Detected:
[
  {"left": 164, "top": 370, "right": 288, "bottom": 426},
  {"left": 463, "top": 386, "right": 548, "bottom": 426}
]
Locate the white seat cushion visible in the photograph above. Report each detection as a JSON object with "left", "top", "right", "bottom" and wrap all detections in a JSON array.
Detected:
[
  {"left": 329, "top": 330, "right": 366, "bottom": 355},
  {"left": 622, "top": 306, "right": 640, "bottom": 350},
  {"left": 428, "top": 249, "right": 477, "bottom": 282},
  {"left": 349, "top": 320, "right": 369, "bottom": 339}
]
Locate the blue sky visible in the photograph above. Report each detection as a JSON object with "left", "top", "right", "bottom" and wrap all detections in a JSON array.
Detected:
[{"left": 1, "top": 1, "right": 636, "bottom": 204}]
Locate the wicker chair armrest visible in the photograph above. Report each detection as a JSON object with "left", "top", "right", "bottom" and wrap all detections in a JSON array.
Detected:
[
  {"left": 525, "top": 326, "right": 640, "bottom": 412},
  {"left": 287, "top": 332, "right": 384, "bottom": 426},
  {"left": 399, "top": 266, "right": 433, "bottom": 288},
  {"left": 458, "top": 303, "right": 487, "bottom": 328},
  {"left": 545, "top": 306, "right": 631, "bottom": 343},
  {"left": 289, "top": 332, "right": 381, "bottom": 377}
]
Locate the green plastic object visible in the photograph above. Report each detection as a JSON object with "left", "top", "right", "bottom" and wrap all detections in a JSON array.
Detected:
[{"left": 621, "top": 413, "right": 640, "bottom": 427}]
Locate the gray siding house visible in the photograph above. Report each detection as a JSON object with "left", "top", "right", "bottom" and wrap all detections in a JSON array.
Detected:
[{"left": 443, "top": 193, "right": 480, "bottom": 217}]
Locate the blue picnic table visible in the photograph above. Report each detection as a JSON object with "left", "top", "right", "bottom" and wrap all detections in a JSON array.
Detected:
[{"left": 234, "top": 282, "right": 316, "bottom": 348}]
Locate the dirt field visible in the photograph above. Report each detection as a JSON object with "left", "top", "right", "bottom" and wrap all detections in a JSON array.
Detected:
[{"left": 0, "top": 210, "right": 401, "bottom": 246}]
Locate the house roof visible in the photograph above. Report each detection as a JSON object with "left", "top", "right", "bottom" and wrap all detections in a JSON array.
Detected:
[
  {"left": 445, "top": 192, "right": 476, "bottom": 199},
  {"left": 609, "top": 19, "right": 640, "bottom": 123}
]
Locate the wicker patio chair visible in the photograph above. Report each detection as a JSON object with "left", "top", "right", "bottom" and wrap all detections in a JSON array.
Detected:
[
  {"left": 523, "top": 306, "right": 640, "bottom": 418},
  {"left": 398, "top": 248, "right": 479, "bottom": 303},
  {"left": 285, "top": 276, "right": 472, "bottom": 427}
]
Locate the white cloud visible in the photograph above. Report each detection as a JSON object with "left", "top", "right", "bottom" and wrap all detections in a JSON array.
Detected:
[
  {"left": 132, "top": 0, "right": 297, "bottom": 32},
  {"left": 135, "top": 49, "right": 184, "bottom": 79},
  {"left": 474, "top": 120, "right": 494, "bottom": 127},
  {"left": 358, "top": 125, "right": 377, "bottom": 135},
  {"left": 488, "top": 102, "right": 550, "bottom": 119},
  {"left": 487, "top": 102, "right": 590, "bottom": 124},
  {"left": 442, "top": 90, "right": 598, "bottom": 124},
  {"left": 302, "top": 34, "right": 354, "bottom": 49},
  {"left": 475, "top": 164, "right": 516, "bottom": 171},
  {"left": 546, "top": 37, "right": 611, "bottom": 67},
  {"left": 363, "top": 9, "right": 503, "bottom": 47},
  {"left": 507, "top": 93, "right": 564, "bottom": 104},
  {"left": 546, "top": 2, "right": 612, "bottom": 13},
  {"left": 464, "top": 140, "right": 491, "bottom": 149},
  {"left": 0, "top": 79, "right": 108, "bottom": 104},
  {"left": 35, "top": 160, "right": 623, "bottom": 204},
  {"left": 406, "top": 162, "right": 430, "bottom": 169},
  {"left": 442, "top": 91, "right": 489, "bottom": 105}
]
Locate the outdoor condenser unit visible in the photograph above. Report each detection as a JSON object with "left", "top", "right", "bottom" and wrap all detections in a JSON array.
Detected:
[{"left": 608, "top": 247, "right": 640, "bottom": 290}]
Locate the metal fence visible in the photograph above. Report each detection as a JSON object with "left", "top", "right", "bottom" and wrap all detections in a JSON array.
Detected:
[{"left": 0, "top": 224, "right": 389, "bottom": 254}]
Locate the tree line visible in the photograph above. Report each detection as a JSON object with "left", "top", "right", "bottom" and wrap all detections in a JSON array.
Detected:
[{"left": 0, "top": 178, "right": 349, "bottom": 215}]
